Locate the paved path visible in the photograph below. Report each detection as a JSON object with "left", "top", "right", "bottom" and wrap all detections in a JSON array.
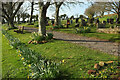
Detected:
[{"left": 23, "top": 27, "right": 119, "bottom": 56}]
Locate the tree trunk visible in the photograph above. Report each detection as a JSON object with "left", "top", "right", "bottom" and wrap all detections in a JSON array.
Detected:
[
  {"left": 9, "top": 17, "right": 15, "bottom": 27},
  {"left": 117, "top": 1, "right": 120, "bottom": 19},
  {"left": 30, "top": 2, "right": 34, "bottom": 24},
  {"left": 55, "top": 7, "right": 59, "bottom": 26},
  {"left": 38, "top": 7, "right": 47, "bottom": 36}
]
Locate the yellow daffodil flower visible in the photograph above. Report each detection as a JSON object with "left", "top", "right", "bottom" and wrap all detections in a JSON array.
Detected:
[
  {"left": 27, "top": 76, "right": 29, "bottom": 79},
  {"left": 22, "top": 57, "right": 24, "bottom": 60},
  {"left": 32, "top": 73, "right": 34, "bottom": 76},
  {"left": 28, "top": 64, "right": 31, "bottom": 67},
  {"left": 62, "top": 60, "right": 65, "bottom": 63}
]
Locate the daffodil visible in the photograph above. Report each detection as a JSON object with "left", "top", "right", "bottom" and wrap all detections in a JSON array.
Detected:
[
  {"left": 32, "top": 73, "right": 34, "bottom": 76},
  {"left": 104, "top": 76, "right": 107, "bottom": 78},
  {"left": 62, "top": 60, "right": 65, "bottom": 63},
  {"left": 22, "top": 57, "right": 24, "bottom": 60},
  {"left": 28, "top": 64, "right": 31, "bottom": 67},
  {"left": 111, "top": 66, "right": 113, "bottom": 69},
  {"left": 27, "top": 76, "right": 29, "bottom": 79},
  {"left": 18, "top": 54, "right": 21, "bottom": 57}
]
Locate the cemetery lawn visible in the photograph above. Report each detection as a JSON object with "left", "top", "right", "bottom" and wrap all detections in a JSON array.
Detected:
[
  {"left": 2, "top": 35, "right": 29, "bottom": 78},
  {"left": 6, "top": 29, "right": 118, "bottom": 78}
]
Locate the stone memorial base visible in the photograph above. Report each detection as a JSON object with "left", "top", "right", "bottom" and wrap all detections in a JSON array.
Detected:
[{"left": 97, "top": 27, "right": 120, "bottom": 34}]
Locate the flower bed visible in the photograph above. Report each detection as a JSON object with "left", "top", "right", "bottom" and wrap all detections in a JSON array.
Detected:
[
  {"left": 28, "top": 32, "right": 53, "bottom": 44},
  {"left": 74, "top": 27, "right": 91, "bottom": 34},
  {"left": 2, "top": 29, "right": 59, "bottom": 78}
]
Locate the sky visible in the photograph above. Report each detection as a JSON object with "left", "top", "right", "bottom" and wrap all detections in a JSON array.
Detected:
[{"left": 23, "top": 1, "right": 91, "bottom": 19}]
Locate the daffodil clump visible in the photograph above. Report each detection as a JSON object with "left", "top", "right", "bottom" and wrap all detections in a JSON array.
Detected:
[
  {"left": 74, "top": 27, "right": 91, "bottom": 33},
  {"left": 2, "top": 29, "right": 60, "bottom": 78},
  {"left": 89, "top": 61, "right": 119, "bottom": 78}
]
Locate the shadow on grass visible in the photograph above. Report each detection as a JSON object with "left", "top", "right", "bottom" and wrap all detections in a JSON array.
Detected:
[
  {"left": 55, "top": 38, "right": 110, "bottom": 43},
  {"left": 109, "top": 37, "right": 120, "bottom": 43}
]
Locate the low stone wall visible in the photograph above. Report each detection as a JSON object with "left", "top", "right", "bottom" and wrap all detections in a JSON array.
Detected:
[{"left": 97, "top": 27, "right": 120, "bottom": 34}]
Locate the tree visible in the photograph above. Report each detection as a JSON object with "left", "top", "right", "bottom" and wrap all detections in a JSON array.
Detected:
[
  {"left": 92, "top": 1, "right": 120, "bottom": 18},
  {"left": 30, "top": 1, "right": 34, "bottom": 24},
  {"left": 2, "top": 2, "right": 23, "bottom": 28},
  {"left": 79, "top": 15, "right": 86, "bottom": 19},
  {"left": 104, "top": 1, "right": 120, "bottom": 18},
  {"left": 54, "top": 2, "right": 63, "bottom": 26},
  {"left": 38, "top": 1, "right": 50, "bottom": 36},
  {"left": 84, "top": 5, "right": 96, "bottom": 18}
]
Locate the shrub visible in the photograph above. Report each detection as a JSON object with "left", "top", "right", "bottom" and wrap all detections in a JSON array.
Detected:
[
  {"left": 35, "top": 24, "right": 39, "bottom": 27},
  {"left": 74, "top": 27, "right": 91, "bottom": 33},
  {"left": 46, "top": 33, "right": 53, "bottom": 40},
  {"left": 30, "top": 32, "right": 45, "bottom": 42},
  {"left": 53, "top": 25, "right": 64, "bottom": 29},
  {"left": 31, "top": 32, "right": 53, "bottom": 42}
]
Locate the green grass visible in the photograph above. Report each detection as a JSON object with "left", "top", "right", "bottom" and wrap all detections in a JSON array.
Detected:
[
  {"left": 2, "top": 35, "right": 29, "bottom": 78},
  {"left": 6, "top": 29, "right": 118, "bottom": 78},
  {"left": 53, "top": 27, "right": 120, "bottom": 42}
]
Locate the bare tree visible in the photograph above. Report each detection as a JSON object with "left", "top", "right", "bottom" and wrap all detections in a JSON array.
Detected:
[
  {"left": 30, "top": 1, "right": 34, "bottom": 24},
  {"left": 38, "top": 1, "right": 50, "bottom": 36},
  {"left": 54, "top": 2, "right": 63, "bottom": 26},
  {"left": 84, "top": 5, "right": 95, "bottom": 18},
  {"left": 2, "top": 2, "right": 23, "bottom": 28}
]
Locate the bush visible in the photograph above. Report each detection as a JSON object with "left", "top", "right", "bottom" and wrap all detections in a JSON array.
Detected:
[
  {"left": 35, "top": 24, "right": 39, "bottom": 27},
  {"left": 46, "top": 33, "right": 53, "bottom": 40},
  {"left": 53, "top": 25, "right": 64, "bottom": 29},
  {"left": 31, "top": 32, "right": 45, "bottom": 42},
  {"left": 74, "top": 27, "right": 91, "bottom": 33},
  {"left": 30, "top": 32, "right": 53, "bottom": 43}
]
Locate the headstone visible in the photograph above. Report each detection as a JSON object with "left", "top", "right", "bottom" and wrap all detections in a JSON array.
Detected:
[
  {"left": 95, "top": 18, "right": 99, "bottom": 24},
  {"left": 107, "top": 19, "right": 110, "bottom": 23},
  {"left": 58, "top": 17, "right": 61, "bottom": 26},
  {"left": 66, "top": 19, "right": 70, "bottom": 28},
  {"left": 110, "top": 18, "right": 114, "bottom": 24},
  {"left": 51, "top": 20, "right": 55, "bottom": 26},
  {"left": 116, "top": 18, "right": 119, "bottom": 24},
  {"left": 88, "top": 18, "right": 94, "bottom": 24},
  {"left": 97, "top": 23, "right": 105, "bottom": 28},
  {"left": 70, "top": 19, "right": 73, "bottom": 24},
  {"left": 75, "top": 23, "right": 79, "bottom": 27},
  {"left": 102, "top": 21, "right": 106, "bottom": 25},
  {"left": 76, "top": 18, "right": 79, "bottom": 23},
  {"left": 81, "top": 19, "right": 86, "bottom": 26},
  {"left": 87, "top": 18, "right": 89, "bottom": 23}
]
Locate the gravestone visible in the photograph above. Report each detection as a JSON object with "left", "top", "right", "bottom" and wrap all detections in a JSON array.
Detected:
[
  {"left": 81, "top": 19, "right": 86, "bottom": 26},
  {"left": 51, "top": 20, "right": 55, "bottom": 26},
  {"left": 75, "top": 23, "right": 79, "bottom": 27},
  {"left": 59, "top": 18, "right": 61, "bottom": 26},
  {"left": 95, "top": 18, "right": 99, "bottom": 24},
  {"left": 97, "top": 23, "right": 105, "bottom": 28},
  {"left": 102, "top": 21, "right": 106, "bottom": 25},
  {"left": 88, "top": 18, "right": 94, "bottom": 24},
  {"left": 70, "top": 19, "right": 73, "bottom": 24},
  {"left": 66, "top": 19, "right": 70, "bottom": 28},
  {"left": 76, "top": 18, "right": 79, "bottom": 23},
  {"left": 110, "top": 19, "right": 114, "bottom": 24},
  {"left": 107, "top": 19, "right": 110, "bottom": 23},
  {"left": 116, "top": 18, "right": 120, "bottom": 24}
]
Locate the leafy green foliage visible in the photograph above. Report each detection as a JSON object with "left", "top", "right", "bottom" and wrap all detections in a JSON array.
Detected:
[
  {"left": 89, "top": 61, "right": 119, "bottom": 78},
  {"left": 2, "top": 29, "right": 59, "bottom": 78},
  {"left": 74, "top": 27, "right": 91, "bottom": 33},
  {"left": 30, "top": 32, "right": 45, "bottom": 42},
  {"left": 46, "top": 33, "right": 53, "bottom": 40},
  {"left": 53, "top": 25, "right": 64, "bottom": 29}
]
